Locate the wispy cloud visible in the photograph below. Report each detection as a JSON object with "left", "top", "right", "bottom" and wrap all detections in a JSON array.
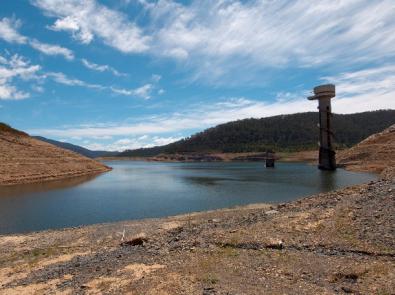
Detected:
[
  {"left": 0, "top": 17, "right": 74, "bottom": 61},
  {"left": 32, "top": 0, "right": 395, "bottom": 83},
  {"left": 30, "top": 39, "right": 74, "bottom": 60},
  {"left": 0, "top": 18, "right": 27, "bottom": 44},
  {"left": 111, "top": 84, "right": 154, "bottom": 99},
  {"left": 0, "top": 54, "right": 40, "bottom": 100},
  {"left": 45, "top": 71, "right": 155, "bottom": 99},
  {"left": 322, "top": 64, "right": 395, "bottom": 112},
  {"left": 81, "top": 58, "right": 125, "bottom": 76},
  {"left": 147, "top": 0, "right": 395, "bottom": 82},
  {"left": 46, "top": 72, "right": 103, "bottom": 89}
]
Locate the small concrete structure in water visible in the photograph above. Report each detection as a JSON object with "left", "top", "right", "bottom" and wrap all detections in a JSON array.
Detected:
[
  {"left": 265, "top": 151, "right": 275, "bottom": 168},
  {"left": 308, "top": 84, "right": 336, "bottom": 171}
]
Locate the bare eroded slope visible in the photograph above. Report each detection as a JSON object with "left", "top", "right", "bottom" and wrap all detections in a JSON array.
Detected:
[
  {"left": 338, "top": 124, "right": 395, "bottom": 175},
  {"left": 0, "top": 124, "right": 111, "bottom": 185}
]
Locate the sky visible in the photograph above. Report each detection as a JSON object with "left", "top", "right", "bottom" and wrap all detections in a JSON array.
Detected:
[{"left": 0, "top": 0, "right": 394, "bottom": 151}]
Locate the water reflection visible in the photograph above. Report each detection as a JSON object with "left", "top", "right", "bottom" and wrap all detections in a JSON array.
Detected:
[
  {"left": 184, "top": 176, "right": 236, "bottom": 186},
  {"left": 0, "top": 174, "right": 100, "bottom": 198},
  {"left": 318, "top": 170, "right": 337, "bottom": 191}
]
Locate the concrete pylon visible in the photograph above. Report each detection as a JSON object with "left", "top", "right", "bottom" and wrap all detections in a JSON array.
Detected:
[
  {"left": 308, "top": 84, "right": 336, "bottom": 170},
  {"left": 265, "top": 151, "right": 275, "bottom": 168}
]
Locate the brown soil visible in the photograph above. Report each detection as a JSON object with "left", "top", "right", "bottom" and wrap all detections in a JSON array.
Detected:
[
  {"left": 0, "top": 127, "right": 111, "bottom": 186},
  {"left": 338, "top": 124, "right": 395, "bottom": 173}
]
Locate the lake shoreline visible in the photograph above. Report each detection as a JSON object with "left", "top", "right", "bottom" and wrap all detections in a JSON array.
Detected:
[{"left": 97, "top": 150, "right": 319, "bottom": 163}]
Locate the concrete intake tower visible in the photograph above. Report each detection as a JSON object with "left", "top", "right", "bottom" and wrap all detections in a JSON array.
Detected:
[{"left": 308, "top": 84, "right": 336, "bottom": 171}]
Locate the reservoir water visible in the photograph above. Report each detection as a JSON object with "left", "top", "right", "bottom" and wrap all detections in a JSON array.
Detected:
[{"left": 0, "top": 161, "right": 376, "bottom": 235}]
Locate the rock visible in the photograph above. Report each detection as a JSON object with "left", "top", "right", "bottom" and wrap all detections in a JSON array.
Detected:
[
  {"left": 120, "top": 236, "right": 148, "bottom": 247},
  {"left": 203, "top": 287, "right": 216, "bottom": 295},
  {"left": 267, "top": 239, "right": 284, "bottom": 250},
  {"left": 265, "top": 210, "right": 279, "bottom": 215},
  {"left": 341, "top": 286, "right": 354, "bottom": 293}
]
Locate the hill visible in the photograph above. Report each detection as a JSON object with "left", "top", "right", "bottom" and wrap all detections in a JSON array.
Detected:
[
  {"left": 119, "top": 110, "right": 395, "bottom": 157},
  {"left": 0, "top": 124, "right": 111, "bottom": 185},
  {"left": 338, "top": 123, "right": 395, "bottom": 175},
  {"left": 33, "top": 136, "right": 120, "bottom": 158}
]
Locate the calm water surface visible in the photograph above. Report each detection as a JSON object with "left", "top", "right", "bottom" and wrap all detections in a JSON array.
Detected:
[{"left": 0, "top": 161, "right": 376, "bottom": 234}]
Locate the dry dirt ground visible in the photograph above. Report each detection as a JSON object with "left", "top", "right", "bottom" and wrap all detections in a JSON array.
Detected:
[
  {"left": 0, "top": 129, "right": 110, "bottom": 186},
  {"left": 338, "top": 124, "right": 395, "bottom": 174}
]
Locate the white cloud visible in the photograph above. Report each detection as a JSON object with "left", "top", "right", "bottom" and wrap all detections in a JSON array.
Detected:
[
  {"left": 46, "top": 72, "right": 104, "bottom": 89},
  {"left": 32, "top": 0, "right": 150, "bottom": 53},
  {"left": 46, "top": 71, "right": 154, "bottom": 99},
  {"left": 81, "top": 58, "right": 125, "bottom": 76},
  {"left": 31, "top": 84, "right": 44, "bottom": 93},
  {"left": 49, "top": 16, "right": 81, "bottom": 34},
  {"left": 30, "top": 39, "right": 74, "bottom": 60},
  {"left": 111, "top": 84, "right": 153, "bottom": 99},
  {"left": 0, "top": 84, "right": 30, "bottom": 100},
  {"left": 0, "top": 17, "right": 27, "bottom": 44},
  {"left": 0, "top": 17, "right": 74, "bottom": 61},
  {"left": 151, "top": 74, "right": 161, "bottom": 82},
  {"left": 323, "top": 65, "right": 395, "bottom": 113},
  {"left": 0, "top": 54, "right": 41, "bottom": 100},
  {"left": 81, "top": 135, "right": 183, "bottom": 151}
]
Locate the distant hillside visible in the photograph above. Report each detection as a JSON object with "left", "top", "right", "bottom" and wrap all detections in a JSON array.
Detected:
[
  {"left": 0, "top": 124, "right": 110, "bottom": 185},
  {"left": 119, "top": 110, "right": 395, "bottom": 157},
  {"left": 33, "top": 136, "right": 120, "bottom": 158}
]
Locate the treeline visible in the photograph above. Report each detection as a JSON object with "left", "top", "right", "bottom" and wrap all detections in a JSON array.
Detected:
[{"left": 119, "top": 110, "right": 395, "bottom": 157}]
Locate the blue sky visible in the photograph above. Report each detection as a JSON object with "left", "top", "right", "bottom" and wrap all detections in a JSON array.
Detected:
[{"left": 0, "top": 0, "right": 394, "bottom": 151}]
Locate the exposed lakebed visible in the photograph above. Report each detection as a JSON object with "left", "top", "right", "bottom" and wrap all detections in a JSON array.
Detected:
[{"left": 0, "top": 161, "right": 376, "bottom": 234}]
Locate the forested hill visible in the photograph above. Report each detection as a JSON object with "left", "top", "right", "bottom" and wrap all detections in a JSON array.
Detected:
[{"left": 119, "top": 110, "right": 395, "bottom": 157}]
